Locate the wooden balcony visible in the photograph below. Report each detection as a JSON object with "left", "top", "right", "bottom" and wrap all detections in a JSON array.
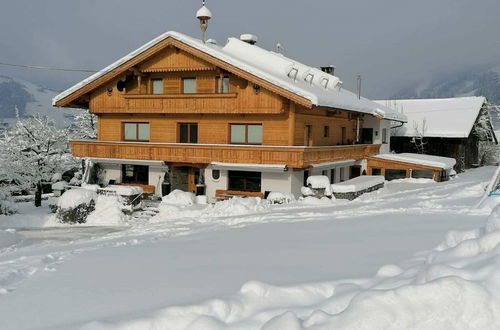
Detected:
[{"left": 70, "top": 140, "right": 380, "bottom": 169}]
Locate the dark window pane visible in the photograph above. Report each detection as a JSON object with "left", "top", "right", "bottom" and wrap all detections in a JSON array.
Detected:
[
  {"left": 412, "top": 170, "right": 433, "bottom": 179},
  {"left": 179, "top": 124, "right": 188, "bottom": 143},
  {"left": 122, "top": 165, "right": 149, "bottom": 185},
  {"left": 372, "top": 168, "right": 382, "bottom": 176},
  {"left": 385, "top": 169, "right": 407, "bottom": 181},
  {"left": 189, "top": 124, "right": 198, "bottom": 143},
  {"left": 228, "top": 171, "right": 261, "bottom": 192}
]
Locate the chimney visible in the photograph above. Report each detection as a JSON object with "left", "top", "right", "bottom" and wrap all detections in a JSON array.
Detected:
[
  {"left": 320, "top": 65, "right": 335, "bottom": 75},
  {"left": 240, "top": 34, "right": 258, "bottom": 45},
  {"left": 356, "top": 75, "right": 362, "bottom": 99}
]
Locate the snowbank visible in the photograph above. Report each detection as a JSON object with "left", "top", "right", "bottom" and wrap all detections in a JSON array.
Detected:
[
  {"left": 162, "top": 190, "right": 196, "bottom": 206},
  {"left": 86, "top": 195, "right": 126, "bottom": 226},
  {"left": 331, "top": 175, "right": 384, "bottom": 193},
  {"left": 57, "top": 188, "right": 97, "bottom": 210},
  {"left": 267, "top": 192, "right": 295, "bottom": 204},
  {"left": 101, "top": 185, "right": 143, "bottom": 196},
  {"left": 98, "top": 202, "right": 500, "bottom": 329}
]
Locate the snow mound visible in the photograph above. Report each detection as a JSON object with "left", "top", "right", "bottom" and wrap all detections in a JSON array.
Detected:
[
  {"left": 267, "top": 192, "right": 295, "bottom": 204},
  {"left": 307, "top": 175, "right": 333, "bottom": 196},
  {"left": 300, "top": 196, "right": 335, "bottom": 205},
  {"left": 85, "top": 195, "right": 126, "bottom": 226},
  {"left": 101, "top": 185, "right": 144, "bottom": 196},
  {"left": 162, "top": 190, "right": 196, "bottom": 206},
  {"left": 57, "top": 188, "right": 97, "bottom": 210},
  {"left": 205, "top": 197, "right": 268, "bottom": 217}
]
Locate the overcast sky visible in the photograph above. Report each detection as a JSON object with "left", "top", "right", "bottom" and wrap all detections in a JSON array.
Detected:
[{"left": 1, "top": 0, "right": 499, "bottom": 98}]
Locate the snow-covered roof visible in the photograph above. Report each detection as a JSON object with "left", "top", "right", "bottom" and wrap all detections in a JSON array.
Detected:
[
  {"left": 53, "top": 31, "right": 406, "bottom": 122},
  {"left": 375, "top": 97, "right": 486, "bottom": 138},
  {"left": 372, "top": 153, "right": 456, "bottom": 170}
]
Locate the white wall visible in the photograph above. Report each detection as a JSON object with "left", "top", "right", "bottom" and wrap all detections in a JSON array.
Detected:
[
  {"left": 261, "top": 172, "right": 293, "bottom": 194},
  {"left": 205, "top": 168, "right": 228, "bottom": 202},
  {"left": 363, "top": 116, "right": 391, "bottom": 154}
]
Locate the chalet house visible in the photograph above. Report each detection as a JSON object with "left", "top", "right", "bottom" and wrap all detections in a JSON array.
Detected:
[
  {"left": 376, "top": 97, "right": 497, "bottom": 172},
  {"left": 53, "top": 31, "right": 407, "bottom": 201}
]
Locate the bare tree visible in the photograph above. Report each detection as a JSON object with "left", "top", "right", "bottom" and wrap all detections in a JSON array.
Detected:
[{"left": 411, "top": 118, "right": 427, "bottom": 154}]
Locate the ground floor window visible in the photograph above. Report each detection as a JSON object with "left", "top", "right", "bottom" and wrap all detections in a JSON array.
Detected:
[
  {"left": 372, "top": 168, "right": 382, "bottom": 175},
  {"left": 385, "top": 169, "right": 406, "bottom": 181},
  {"left": 330, "top": 168, "right": 336, "bottom": 184},
  {"left": 339, "top": 167, "right": 345, "bottom": 182},
  {"left": 122, "top": 164, "right": 149, "bottom": 185},
  {"left": 412, "top": 170, "right": 433, "bottom": 179},
  {"left": 228, "top": 171, "right": 261, "bottom": 192}
]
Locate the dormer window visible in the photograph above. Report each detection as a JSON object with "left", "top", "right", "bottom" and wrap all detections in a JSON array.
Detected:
[
  {"left": 152, "top": 79, "right": 163, "bottom": 94},
  {"left": 304, "top": 73, "right": 314, "bottom": 85},
  {"left": 183, "top": 78, "right": 196, "bottom": 94},
  {"left": 288, "top": 68, "right": 298, "bottom": 80},
  {"left": 320, "top": 78, "right": 329, "bottom": 89}
]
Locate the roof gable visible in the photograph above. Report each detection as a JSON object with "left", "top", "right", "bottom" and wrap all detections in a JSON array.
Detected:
[{"left": 53, "top": 31, "right": 406, "bottom": 121}]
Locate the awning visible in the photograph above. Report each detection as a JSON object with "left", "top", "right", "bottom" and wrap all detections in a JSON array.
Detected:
[
  {"left": 312, "top": 159, "right": 356, "bottom": 170},
  {"left": 87, "top": 158, "right": 166, "bottom": 166},
  {"left": 209, "top": 162, "right": 287, "bottom": 173}
]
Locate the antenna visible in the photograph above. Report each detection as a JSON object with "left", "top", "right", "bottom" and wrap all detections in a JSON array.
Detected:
[
  {"left": 276, "top": 42, "right": 284, "bottom": 54},
  {"left": 356, "top": 75, "right": 362, "bottom": 99},
  {"left": 196, "top": 0, "right": 212, "bottom": 43}
]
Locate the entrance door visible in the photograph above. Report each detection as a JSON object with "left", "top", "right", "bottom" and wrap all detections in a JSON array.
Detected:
[{"left": 304, "top": 125, "right": 312, "bottom": 146}]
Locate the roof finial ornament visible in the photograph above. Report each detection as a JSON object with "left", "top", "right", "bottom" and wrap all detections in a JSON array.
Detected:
[{"left": 196, "top": 0, "right": 212, "bottom": 43}]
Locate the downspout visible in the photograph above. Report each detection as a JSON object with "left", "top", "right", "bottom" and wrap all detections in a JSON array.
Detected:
[{"left": 356, "top": 117, "right": 360, "bottom": 143}]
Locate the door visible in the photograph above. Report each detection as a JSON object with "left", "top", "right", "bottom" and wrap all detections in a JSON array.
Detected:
[
  {"left": 304, "top": 125, "right": 312, "bottom": 146},
  {"left": 361, "top": 128, "right": 373, "bottom": 144}
]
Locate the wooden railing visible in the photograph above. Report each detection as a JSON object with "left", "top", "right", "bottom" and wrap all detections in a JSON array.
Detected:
[{"left": 70, "top": 140, "right": 380, "bottom": 169}]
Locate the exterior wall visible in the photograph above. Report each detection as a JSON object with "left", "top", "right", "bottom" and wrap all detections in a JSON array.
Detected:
[
  {"left": 363, "top": 116, "right": 391, "bottom": 153},
  {"left": 204, "top": 167, "right": 229, "bottom": 202},
  {"left": 261, "top": 172, "right": 293, "bottom": 194},
  {"left": 293, "top": 106, "right": 358, "bottom": 146},
  {"left": 97, "top": 113, "right": 290, "bottom": 146},
  {"left": 97, "top": 162, "right": 168, "bottom": 196}
]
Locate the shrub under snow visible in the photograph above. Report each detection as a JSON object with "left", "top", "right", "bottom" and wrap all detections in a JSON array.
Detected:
[
  {"left": 267, "top": 192, "right": 295, "bottom": 204},
  {"left": 56, "top": 189, "right": 97, "bottom": 224}
]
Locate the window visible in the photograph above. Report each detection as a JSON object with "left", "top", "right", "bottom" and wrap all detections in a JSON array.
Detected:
[
  {"left": 323, "top": 126, "right": 330, "bottom": 138},
  {"left": 179, "top": 123, "right": 198, "bottom": 143},
  {"left": 361, "top": 128, "right": 373, "bottom": 144},
  {"left": 382, "top": 128, "right": 388, "bottom": 144},
  {"left": 216, "top": 76, "right": 230, "bottom": 93},
  {"left": 212, "top": 169, "right": 220, "bottom": 180},
  {"left": 330, "top": 168, "right": 336, "bottom": 184},
  {"left": 385, "top": 169, "right": 407, "bottom": 181},
  {"left": 412, "top": 170, "right": 433, "bottom": 179},
  {"left": 372, "top": 168, "right": 382, "bottom": 176},
  {"left": 124, "top": 123, "right": 150, "bottom": 141},
  {"left": 152, "top": 79, "right": 163, "bottom": 94},
  {"left": 122, "top": 164, "right": 149, "bottom": 185},
  {"left": 228, "top": 171, "right": 261, "bottom": 192},
  {"left": 182, "top": 78, "right": 196, "bottom": 94},
  {"left": 322, "top": 170, "right": 328, "bottom": 176},
  {"left": 230, "top": 124, "right": 262, "bottom": 144}
]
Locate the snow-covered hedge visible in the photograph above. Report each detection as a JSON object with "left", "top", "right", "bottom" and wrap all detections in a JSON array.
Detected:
[
  {"left": 56, "top": 189, "right": 97, "bottom": 224},
  {"left": 162, "top": 190, "right": 196, "bottom": 206},
  {"left": 331, "top": 175, "right": 385, "bottom": 193}
]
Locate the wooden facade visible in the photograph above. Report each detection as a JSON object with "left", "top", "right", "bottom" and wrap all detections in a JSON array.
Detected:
[{"left": 56, "top": 35, "right": 384, "bottom": 172}]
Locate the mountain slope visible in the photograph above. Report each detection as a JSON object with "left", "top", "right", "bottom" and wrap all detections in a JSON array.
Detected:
[{"left": 0, "top": 75, "right": 78, "bottom": 127}]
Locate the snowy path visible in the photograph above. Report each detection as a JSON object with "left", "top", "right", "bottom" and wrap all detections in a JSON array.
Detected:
[{"left": 0, "top": 167, "right": 495, "bottom": 329}]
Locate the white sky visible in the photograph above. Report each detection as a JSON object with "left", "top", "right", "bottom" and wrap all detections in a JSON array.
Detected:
[{"left": 0, "top": 0, "right": 499, "bottom": 98}]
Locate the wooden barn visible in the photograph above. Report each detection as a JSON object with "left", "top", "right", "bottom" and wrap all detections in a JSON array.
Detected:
[
  {"left": 53, "top": 25, "right": 408, "bottom": 201},
  {"left": 376, "top": 97, "right": 497, "bottom": 172}
]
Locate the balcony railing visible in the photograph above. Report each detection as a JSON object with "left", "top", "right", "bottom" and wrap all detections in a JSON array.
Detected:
[{"left": 70, "top": 140, "right": 380, "bottom": 169}]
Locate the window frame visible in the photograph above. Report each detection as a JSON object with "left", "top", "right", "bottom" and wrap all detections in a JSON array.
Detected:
[
  {"left": 182, "top": 77, "right": 197, "bottom": 94},
  {"left": 123, "top": 122, "right": 150, "bottom": 142},
  {"left": 178, "top": 123, "right": 199, "bottom": 144},
  {"left": 216, "top": 76, "right": 230, "bottom": 94},
  {"left": 229, "top": 123, "right": 263, "bottom": 145}
]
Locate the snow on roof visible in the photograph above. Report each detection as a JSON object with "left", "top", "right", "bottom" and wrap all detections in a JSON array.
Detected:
[
  {"left": 53, "top": 31, "right": 406, "bottom": 122},
  {"left": 372, "top": 153, "right": 456, "bottom": 170},
  {"left": 375, "top": 97, "right": 486, "bottom": 138},
  {"left": 331, "top": 175, "right": 385, "bottom": 193}
]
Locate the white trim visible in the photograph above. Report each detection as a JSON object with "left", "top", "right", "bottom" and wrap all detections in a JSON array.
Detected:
[
  {"left": 312, "top": 159, "right": 356, "bottom": 170},
  {"left": 209, "top": 162, "right": 287, "bottom": 173},
  {"left": 87, "top": 157, "right": 165, "bottom": 166}
]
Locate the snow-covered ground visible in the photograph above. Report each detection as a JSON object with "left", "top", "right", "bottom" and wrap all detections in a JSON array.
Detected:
[{"left": 0, "top": 167, "right": 497, "bottom": 329}]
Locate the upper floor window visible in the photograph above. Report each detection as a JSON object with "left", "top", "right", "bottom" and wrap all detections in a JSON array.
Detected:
[
  {"left": 216, "top": 76, "right": 230, "bottom": 94},
  {"left": 382, "top": 128, "right": 388, "bottom": 144},
  {"left": 182, "top": 78, "right": 196, "bottom": 94},
  {"left": 152, "top": 79, "right": 163, "bottom": 94},
  {"left": 230, "top": 124, "right": 262, "bottom": 145},
  {"left": 179, "top": 123, "right": 198, "bottom": 143},
  {"left": 323, "top": 125, "right": 330, "bottom": 138},
  {"left": 124, "top": 122, "right": 150, "bottom": 141}
]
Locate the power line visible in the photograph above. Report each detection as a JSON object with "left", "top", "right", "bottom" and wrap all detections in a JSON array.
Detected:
[{"left": 0, "top": 61, "right": 99, "bottom": 73}]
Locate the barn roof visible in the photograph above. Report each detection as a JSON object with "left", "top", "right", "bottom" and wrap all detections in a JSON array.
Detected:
[
  {"left": 375, "top": 96, "right": 487, "bottom": 138},
  {"left": 53, "top": 31, "right": 406, "bottom": 122}
]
